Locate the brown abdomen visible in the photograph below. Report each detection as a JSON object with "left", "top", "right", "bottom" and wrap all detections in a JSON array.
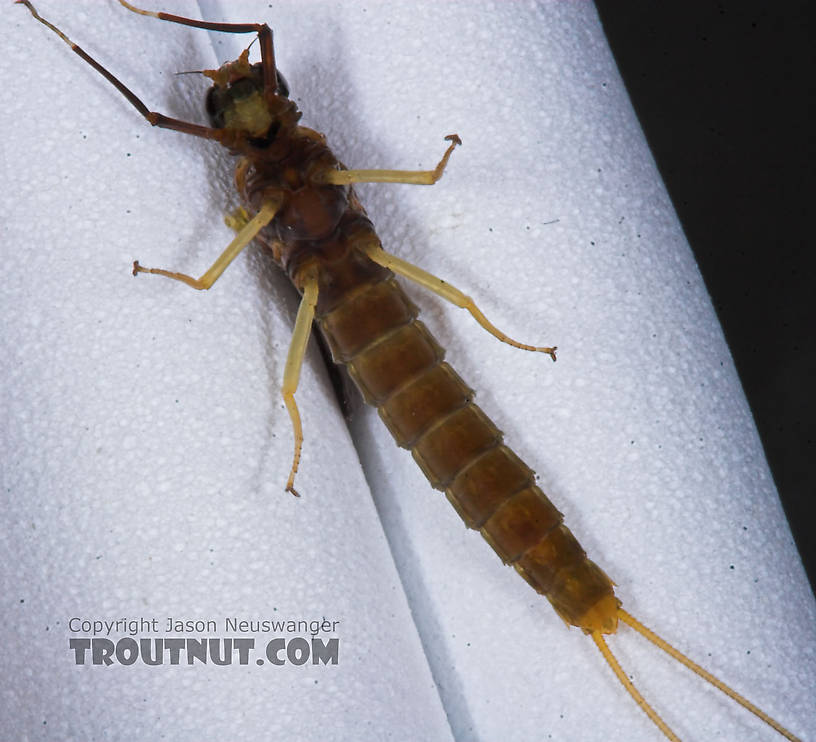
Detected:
[{"left": 315, "top": 248, "right": 615, "bottom": 630}]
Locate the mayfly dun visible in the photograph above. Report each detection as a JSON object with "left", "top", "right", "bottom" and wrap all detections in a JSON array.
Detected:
[{"left": 6, "top": 1, "right": 814, "bottom": 740}]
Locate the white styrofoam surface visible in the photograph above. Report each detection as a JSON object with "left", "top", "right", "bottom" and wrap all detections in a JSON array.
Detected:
[
  {"left": 2, "top": 3, "right": 450, "bottom": 741},
  {"left": 2, "top": 1, "right": 814, "bottom": 741}
]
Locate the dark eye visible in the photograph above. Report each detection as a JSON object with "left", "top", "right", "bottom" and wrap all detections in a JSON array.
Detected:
[
  {"left": 205, "top": 86, "right": 226, "bottom": 128},
  {"left": 205, "top": 77, "right": 263, "bottom": 128},
  {"left": 229, "top": 77, "right": 258, "bottom": 100},
  {"left": 275, "top": 69, "right": 289, "bottom": 98}
]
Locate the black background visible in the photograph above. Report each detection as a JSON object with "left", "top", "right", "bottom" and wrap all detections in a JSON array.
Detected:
[{"left": 592, "top": 0, "right": 814, "bottom": 595}]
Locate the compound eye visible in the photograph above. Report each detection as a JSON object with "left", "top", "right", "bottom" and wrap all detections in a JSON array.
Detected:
[
  {"left": 275, "top": 69, "right": 289, "bottom": 98},
  {"left": 205, "top": 86, "right": 226, "bottom": 128}
]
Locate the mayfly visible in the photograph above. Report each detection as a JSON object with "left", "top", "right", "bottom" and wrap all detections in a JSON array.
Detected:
[{"left": 14, "top": 2, "right": 808, "bottom": 740}]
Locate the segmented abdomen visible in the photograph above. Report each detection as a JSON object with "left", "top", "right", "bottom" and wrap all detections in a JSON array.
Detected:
[{"left": 315, "top": 243, "right": 615, "bottom": 630}]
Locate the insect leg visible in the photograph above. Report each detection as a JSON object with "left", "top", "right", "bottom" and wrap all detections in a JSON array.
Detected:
[
  {"left": 224, "top": 206, "right": 252, "bottom": 233},
  {"left": 118, "top": 2, "right": 279, "bottom": 99},
  {"left": 281, "top": 269, "right": 320, "bottom": 497},
  {"left": 218, "top": 205, "right": 362, "bottom": 424},
  {"left": 133, "top": 198, "right": 282, "bottom": 290},
  {"left": 16, "top": 1, "right": 226, "bottom": 140},
  {"left": 361, "top": 242, "right": 557, "bottom": 359},
  {"left": 317, "top": 135, "right": 462, "bottom": 185}
]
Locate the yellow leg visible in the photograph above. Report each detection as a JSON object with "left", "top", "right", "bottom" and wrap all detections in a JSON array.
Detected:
[
  {"left": 132, "top": 198, "right": 281, "bottom": 289},
  {"left": 281, "top": 268, "right": 319, "bottom": 497},
  {"left": 316, "top": 135, "right": 461, "bottom": 185},
  {"left": 362, "top": 242, "right": 557, "bottom": 360},
  {"left": 224, "top": 206, "right": 252, "bottom": 233}
]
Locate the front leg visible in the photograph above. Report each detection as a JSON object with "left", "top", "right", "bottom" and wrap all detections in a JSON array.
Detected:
[
  {"left": 315, "top": 135, "right": 461, "bottom": 186},
  {"left": 133, "top": 198, "right": 281, "bottom": 290}
]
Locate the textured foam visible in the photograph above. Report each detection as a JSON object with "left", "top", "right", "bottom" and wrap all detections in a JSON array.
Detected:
[{"left": 1, "top": 1, "right": 814, "bottom": 741}]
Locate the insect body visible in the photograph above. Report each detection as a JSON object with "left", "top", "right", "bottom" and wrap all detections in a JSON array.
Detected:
[{"left": 14, "top": 2, "right": 811, "bottom": 741}]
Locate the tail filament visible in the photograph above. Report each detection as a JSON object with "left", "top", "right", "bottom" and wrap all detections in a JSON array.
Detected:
[{"left": 591, "top": 610, "right": 800, "bottom": 742}]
